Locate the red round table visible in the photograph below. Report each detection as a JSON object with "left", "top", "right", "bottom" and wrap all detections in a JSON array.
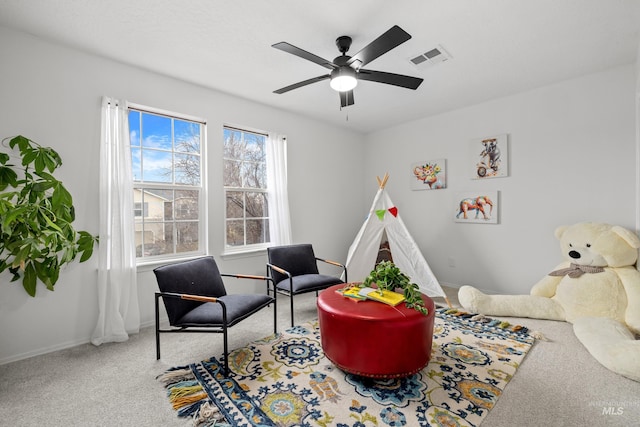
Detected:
[{"left": 317, "top": 284, "right": 435, "bottom": 378}]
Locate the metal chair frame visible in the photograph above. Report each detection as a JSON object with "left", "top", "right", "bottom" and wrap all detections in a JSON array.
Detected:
[
  {"left": 267, "top": 256, "right": 346, "bottom": 326},
  {"left": 155, "top": 272, "right": 276, "bottom": 376}
]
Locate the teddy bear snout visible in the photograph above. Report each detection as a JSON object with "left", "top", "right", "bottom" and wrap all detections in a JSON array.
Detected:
[{"left": 569, "top": 250, "right": 581, "bottom": 259}]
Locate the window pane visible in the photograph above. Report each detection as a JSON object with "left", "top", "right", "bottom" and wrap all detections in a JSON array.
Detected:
[
  {"left": 141, "top": 149, "right": 172, "bottom": 182},
  {"left": 224, "top": 159, "right": 241, "bottom": 187},
  {"left": 226, "top": 220, "right": 244, "bottom": 246},
  {"left": 244, "top": 132, "right": 266, "bottom": 161},
  {"left": 245, "top": 192, "right": 266, "bottom": 217},
  {"left": 159, "top": 223, "right": 174, "bottom": 254},
  {"left": 175, "top": 120, "right": 200, "bottom": 153},
  {"left": 142, "top": 113, "right": 172, "bottom": 150},
  {"left": 246, "top": 219, "right": 268, "bottom": 245},
  {"left": 131, "top": 147, "right": 142, "bottom": 181},
  {"left": 241, "top": 161, "right": 266, "bottom": 188},
  {"left": 175, "top": 153, "right": 200, "bottom": 185},
  {"left": 136, "top": 222, "right": 172, "bottom": 256},
  {"left": 176, "top": 222, "right": 198, "bottom": 253},
  {"left": 175, "top": 190, "right": 199, "bottom": 220},
  {"left": 226, "top": 191, "right": 244, "bottom": 218},
  {"left": 223, "top": 128, "right": 242, "bottom": 159},
  {"left": 129, "top": 111, "right": 141, "bottom": 147}
]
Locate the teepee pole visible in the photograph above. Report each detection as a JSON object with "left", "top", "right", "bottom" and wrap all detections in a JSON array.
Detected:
[{"left": 377, "top": 172, "right": 390, "bottom": 189}]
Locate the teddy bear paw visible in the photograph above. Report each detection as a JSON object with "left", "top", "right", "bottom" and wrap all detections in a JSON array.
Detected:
[{"left": 458, "top": 285, "right": 487, "bottom": 313}]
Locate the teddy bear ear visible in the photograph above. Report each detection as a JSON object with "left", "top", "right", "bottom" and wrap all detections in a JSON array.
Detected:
[
  {"left": 554, "top": 225, "right": 569, "bottom": 240},
  {"left": 611, "top": 226, "right": 640, "bottom": 249}
]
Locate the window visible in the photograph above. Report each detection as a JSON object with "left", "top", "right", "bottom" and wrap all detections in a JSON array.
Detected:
[
  {"left": 223, "top": 126, "right": 270, "bottom": 251},
  {"left": 133, "top": 202, "right": 148, "bottom": 217},
  {"left": 129, "top": 107, "right": 206, "bottom": 260}
]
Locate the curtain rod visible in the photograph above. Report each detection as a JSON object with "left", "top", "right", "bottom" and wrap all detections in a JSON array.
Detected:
[{"left": 128, "top": 103, "right": 207, "bottom": 125}]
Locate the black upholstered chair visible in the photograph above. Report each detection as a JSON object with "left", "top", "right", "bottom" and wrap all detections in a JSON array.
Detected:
[
  {"left": 153, "top": 256, "right": 275, "bottom": 375},
  {"left": 266, "top": 244, "right": 346, "bottom": 326}
]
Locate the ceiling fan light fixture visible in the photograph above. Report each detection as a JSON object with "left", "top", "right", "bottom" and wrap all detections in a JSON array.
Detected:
[{"left": 330, "top": 67, "right": 357, "bottom": 92}]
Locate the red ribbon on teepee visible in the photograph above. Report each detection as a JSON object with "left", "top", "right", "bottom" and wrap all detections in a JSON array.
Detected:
[
  {"left": 375, "top": 209, "right": 386, "bottom": 221},
  {"left": 388, "top": 207, "right": 398, "bottom": 217}
]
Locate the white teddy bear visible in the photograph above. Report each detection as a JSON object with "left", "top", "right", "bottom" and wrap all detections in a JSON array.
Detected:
[{"left": 458, "top": 222, "right": 640, "bottom": 382}]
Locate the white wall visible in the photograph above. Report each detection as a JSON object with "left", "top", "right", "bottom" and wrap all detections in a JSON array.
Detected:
[
  {"left": 1, "top": 24, "right": 636, "bottom": 364},
  {"left": 364, "top": 65, "right": 637, "bottom": 295},
  {"left": 0, "top": 26, "right": 366, "bottom": 364}
]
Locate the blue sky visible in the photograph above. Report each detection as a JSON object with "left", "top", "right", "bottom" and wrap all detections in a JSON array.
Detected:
[{"left": 129, "top": 110, "right": 201, "bottom": 184}]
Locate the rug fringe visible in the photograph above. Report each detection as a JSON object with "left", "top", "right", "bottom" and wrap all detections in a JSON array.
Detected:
[
  {"left": 192, "top": 401, "right": 228, "bottom": 427},
  {"left": 530, "top": 330, "right": 548, "bottom": 341},
  {"left": 157, "top": 367, "right": 211, "bottom": 414},
  {"left": 441, "top": 308, "right": 530, "bottom": 335},
  {"left": 157, "top": 367, "right": 195, "bottom": 386}
]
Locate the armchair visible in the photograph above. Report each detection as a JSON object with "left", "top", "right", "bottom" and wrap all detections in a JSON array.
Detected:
[
  {"left": 153, "top": 256, "right": 275, "bottom": 375},
  {"left": 267, "top": 243, "right": 346, "bottom": 326}
]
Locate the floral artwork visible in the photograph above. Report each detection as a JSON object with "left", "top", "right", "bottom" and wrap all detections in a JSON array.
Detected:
[
  {"left": 411, "top": 158, "right": 446, "bottom": 190},
  {"left": 470, "top": 134, "right": 508, "bottom": 179},
  {"left": 454, "top": 191, "right": 499, "bottom": 224}
]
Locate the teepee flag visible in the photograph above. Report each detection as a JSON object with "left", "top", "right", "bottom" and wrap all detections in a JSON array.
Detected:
[{"left": 344, "top": 174, "right": 446, "bottom": 300}]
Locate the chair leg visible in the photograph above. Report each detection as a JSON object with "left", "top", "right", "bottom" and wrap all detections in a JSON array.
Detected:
[
  {"left": 290, "top": 293, "right": 294, "bottom": 327},
  {"left": 222, "top": 325, "right": 229, "bottom": 376},
  {"left": 155, "top": 294, "right": 161, "bottom": 360},
  {"left": 273, "top": 292, "right": 278, "bottom": 335}
]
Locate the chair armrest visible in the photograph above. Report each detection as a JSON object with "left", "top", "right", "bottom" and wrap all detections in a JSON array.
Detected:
[
  {"left": 316, "top": 257, "right": 345, "bottom": 269},
  {"left": 266, "top": 263, "right": 292, "bottom": 278},
  {"left": 156, "top": 291, "right": 219, "bottom": 303},
  {"left": 220, "top": 273, "right": 275, "bottom": 291},
  {"left": 221, "top": 273, "right": 271, "bottom": 281},
  {"left": 316, "top": 257, "right": 347, "bottom": 282}
]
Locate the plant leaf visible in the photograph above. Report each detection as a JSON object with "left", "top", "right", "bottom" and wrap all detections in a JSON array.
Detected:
[
  {"left": 22, "top": 262, "right": 37, "bottom": 297},
  {"left": 0, "top": 166, "right": 18, "bottom": 190}
]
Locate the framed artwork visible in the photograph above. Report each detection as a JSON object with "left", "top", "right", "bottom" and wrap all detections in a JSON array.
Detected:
[
  {"left": 411, "top": 158, "right": 446, "bottom": 190},
  {"left": 454, "top": 191, "right": 499, "bottom": 224},
  {"left": 469, "top": 134, "right": 508, "bottom": 179}
]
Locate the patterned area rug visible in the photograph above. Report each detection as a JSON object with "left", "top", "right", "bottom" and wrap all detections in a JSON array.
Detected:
[{"left": 158, "top": 308, "right": 535, "bottom": 427}]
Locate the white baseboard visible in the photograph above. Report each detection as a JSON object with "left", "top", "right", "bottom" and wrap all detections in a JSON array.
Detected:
[{"left": 0, "top": 318, "right": 158, "bottom": 366}]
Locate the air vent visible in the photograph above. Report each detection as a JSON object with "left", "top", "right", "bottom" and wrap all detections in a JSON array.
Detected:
[{"left": 409, "top": 45, "right": 451, "bottom": 70}]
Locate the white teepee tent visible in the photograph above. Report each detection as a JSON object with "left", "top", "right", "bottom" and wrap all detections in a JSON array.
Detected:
[{"left": 344, "top": 174, "right": 449, "bottom": 303}]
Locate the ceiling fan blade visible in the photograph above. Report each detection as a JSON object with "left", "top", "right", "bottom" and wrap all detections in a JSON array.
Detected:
[
  {"left": 272, "top": 42, "right": 335, "bottom": 70},
  {"left": 358, "top": 69, "right": 423, "bottom": 90},
  {"left": 347, "top": 25, "right": 411, "bottom": 68},
  {"left": 340, "top": 90, "right": 355, "bottom": 108},
  {"left": 273, "top": 74, "right": 331, "bottom": 94}
]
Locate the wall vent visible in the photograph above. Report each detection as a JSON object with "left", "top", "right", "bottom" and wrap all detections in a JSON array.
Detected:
[{"left": 409, "top": 45, "right": 451, "bottom": 70}]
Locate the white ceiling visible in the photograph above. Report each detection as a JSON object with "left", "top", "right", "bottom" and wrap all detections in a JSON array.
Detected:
[{"left": 1, "top": 0, "right": 639, "bottom": 133}]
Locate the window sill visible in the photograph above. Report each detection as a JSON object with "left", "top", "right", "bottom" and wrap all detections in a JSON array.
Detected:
[
  {"left": 135, "top": 254, "right": 207, "bottom": 272},
  {"left": 220, "top": 247, "right": 267, "bottom": 260}
]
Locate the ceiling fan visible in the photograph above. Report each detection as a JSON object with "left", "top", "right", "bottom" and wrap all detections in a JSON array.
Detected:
[{"left": 272, "top": 25, "right": 424, "bottom": 108}]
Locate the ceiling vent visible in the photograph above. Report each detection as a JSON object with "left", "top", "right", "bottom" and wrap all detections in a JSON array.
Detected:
[{"left": 409, "top": 45, "right": 451, "bottom": 70}]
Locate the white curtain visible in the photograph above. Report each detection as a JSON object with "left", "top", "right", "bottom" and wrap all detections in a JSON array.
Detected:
[
  {"left": 92, "top": 96, "right": 140, "bottom": 345},
  {"left": 266, "top": 133, "right": 292, "bottom": 245}
]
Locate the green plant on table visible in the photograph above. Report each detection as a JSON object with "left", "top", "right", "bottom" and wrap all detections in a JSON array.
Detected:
[
  {"left": 0, "top": 135, "right": 98, "bottom": 297},
  {"left": 362, "top": 260, "right": 428, "bottom": 315}
]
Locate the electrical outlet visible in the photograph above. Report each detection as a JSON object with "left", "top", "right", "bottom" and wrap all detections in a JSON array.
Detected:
[{"left": 448, "top": 257, "right": 456, "bottom": 268}]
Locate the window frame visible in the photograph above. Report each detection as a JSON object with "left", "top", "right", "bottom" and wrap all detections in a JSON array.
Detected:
[
  {"left": 222, "top": 125, "right": 271, "bottom": 255},
  {"left": 129, "top": 103, "right": 208, "bottom": 265}
]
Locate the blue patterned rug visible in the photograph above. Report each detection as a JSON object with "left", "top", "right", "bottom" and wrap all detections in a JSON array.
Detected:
[{"left": 158, "top": 308, "right": 535, "bottom": 427}]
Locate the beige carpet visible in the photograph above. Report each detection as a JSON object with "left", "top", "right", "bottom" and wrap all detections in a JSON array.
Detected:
[{"left": 0, "top": 287, "right": 639, "bottom": 426}]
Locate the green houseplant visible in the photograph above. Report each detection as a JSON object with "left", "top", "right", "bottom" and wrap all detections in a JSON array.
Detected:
[
  {"left": 0, "top": 135, "right": 97, "bottom": 297},
  {"left": 362, "top": 260, "right": 428, "bottom": 315}
]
